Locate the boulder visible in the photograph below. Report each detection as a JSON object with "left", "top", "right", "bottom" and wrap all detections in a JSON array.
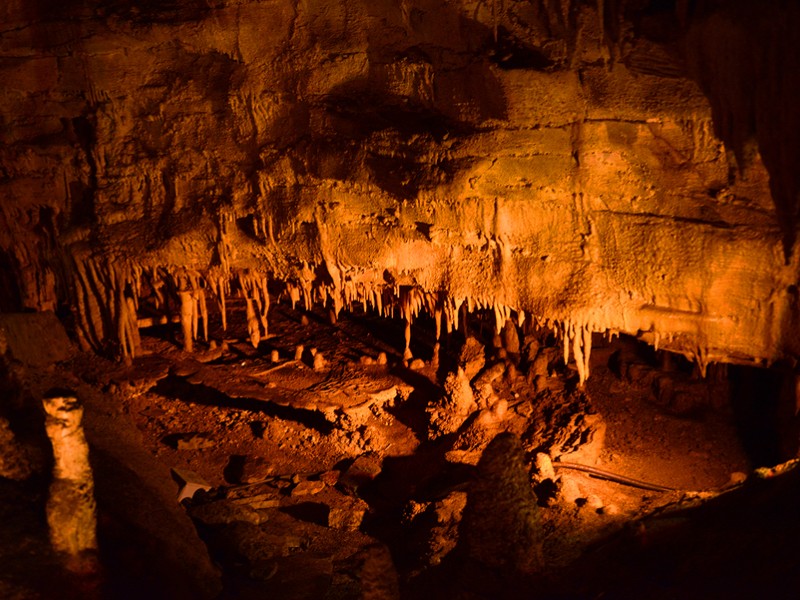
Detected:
[
  {"left": 458, "top": 337, "right": 486, "bottom": 381},
  {"left": 0, "top": 312, "right": 72, "bottom": 367}
]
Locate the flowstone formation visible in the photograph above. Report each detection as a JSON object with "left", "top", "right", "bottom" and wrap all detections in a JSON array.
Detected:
[{"left": 1, "top": 0, "right": 799, "bottom": 378}]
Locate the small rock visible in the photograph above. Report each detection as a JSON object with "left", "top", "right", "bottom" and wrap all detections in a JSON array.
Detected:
[
  {"left": 172, "top": 468, "right": 212, "bottom": 502},
  {"left": 327, "top": 496, "right": 369, "bottom": 530},
  {"left": 319, "top": 470, "right": 340, "bottom": 487},
  {"left": 602, "top": 504, "right": 620, "bottom": 516},
  {"left": 458, "top": 337, "right": 486, "bottom": 380},
  {"left": 170, "top": 432, "right": 214, "bottom": 451},
  {"left": 359, "top": 355, "right": 374, "bottom": 366},
  {"left": 339, "top": 454, "right": 383, "bottom": 495},
  {"left": 491, "top": 398, "right": 508, "bottom": 420},
  {"left": 427, "top": 367, "right": 476, "bottom": 439},
  {"left": 586, "top": 494, "right": 604, "bottom": 510},
  {"left": 504, "top": 362, "right": 519, "bottom": 383},
  {"left": 523, "top": 336, "right": 540, "bottom": 364},
  {"left": 270, "top": 349, "right": 280, "bottom": 363},
  {"left": 313, "top": 352, "right": 326, "bottom": 370},
  {"left": 227, "top": 455, "right": 275, "bottom": 484},
  {"left": 409, "top": 358, "right": 425, "bottom": 370},
  {"left": 502, "top": 319, "right": 520, "bottom": 354},
  {"left": 294, "top": 345, "right": 304, "bottom": 360},
  {"left": 559, "top": 475, "right": 583, "bottom": 504},
  {"left": 531, "top": 353, "right": 549, "bottom": 377},
  {"left": 729, "top": 471, "right": 748, "bottom": 485},
  {"left": 291, "top": 480, "right": 326, "bottom": 497},
  {"left": 376, "top": 352, "right": 388, "bottom": 365},
  {"left": 534, "top": 453, "right": 555, "bottom": 480},
  {"left": 209, "top": 340, "right": 217, "bottom": 350},
  {"left": 301, "top": 315, "right": 310, "bottom": 326}
]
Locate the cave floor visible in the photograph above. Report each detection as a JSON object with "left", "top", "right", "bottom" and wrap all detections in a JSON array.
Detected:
[{"left": 5, "top": 298, "right": 799, "bottom": 599}]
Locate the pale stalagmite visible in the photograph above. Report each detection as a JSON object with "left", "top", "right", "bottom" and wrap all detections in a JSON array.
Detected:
[{"left": 42, "top": 392, "right": 97, "bottom": 564}]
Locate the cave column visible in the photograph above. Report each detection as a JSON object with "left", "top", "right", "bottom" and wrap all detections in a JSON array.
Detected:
[{"left": 43, "top": 391, "right": 98, "bottom": 572}]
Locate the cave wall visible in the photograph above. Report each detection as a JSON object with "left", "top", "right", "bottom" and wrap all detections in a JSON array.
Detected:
[{"left": 1, "top": 0, "right": 798, "bottom": 369}]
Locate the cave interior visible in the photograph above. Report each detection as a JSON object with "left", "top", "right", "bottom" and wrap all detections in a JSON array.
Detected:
[{"left": 1, "top": 0, "right": 800, "bottom": 598}]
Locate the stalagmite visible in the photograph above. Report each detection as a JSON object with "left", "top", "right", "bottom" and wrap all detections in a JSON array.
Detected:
[
  {"left": 191, "top": 291, "right": 199, "bottom": 342},
  {"left": 581, "top": 325, "right": 592, "bottom": 382},
  {"left": 122, "top": 295, "right": 141, "bottom": 360},
  {"left": 43, "top": 391, "right": 97, "bottom": 571},
  {"left": 246, "top": 297, "right": 260, "bottom": 349},
  {"left": 218, "top": 276, "right": 228, "bottom": 331},
  {"left": 198, "top": 289, "right": 208, "bottom": 341},
  {"left": 258, "top": 276, "right": 270, "bottom": 337},
  {"left": 573, "top": 327, "right": 586, "bottom": 385},
  {"left": 502, "top": 319, "right": 520, "bottom": 354},
  {"left": 403, "top": 319, "right": 413, "bottom": 361},
  {"left": 179, "top": 290, "right": 194, "bottom": 353}
]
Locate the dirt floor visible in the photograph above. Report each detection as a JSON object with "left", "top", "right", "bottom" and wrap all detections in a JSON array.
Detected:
[{"left": 1, "top": 295, "right": 799, "bottom": 599}]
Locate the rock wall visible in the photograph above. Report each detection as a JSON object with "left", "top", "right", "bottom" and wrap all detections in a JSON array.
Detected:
[{"left": 1, "top": 0, "right": 798, "bottom": 371}]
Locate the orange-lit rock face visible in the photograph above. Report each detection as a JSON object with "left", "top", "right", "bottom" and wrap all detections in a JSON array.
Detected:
[{"left": 0, "top": 1, "right": 798, "bottom": 369}]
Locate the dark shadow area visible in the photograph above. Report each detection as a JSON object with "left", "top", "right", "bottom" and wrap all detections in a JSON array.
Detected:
[
  {"left": 359, "top": 441, "right": 459, "bottom": 569},
  {"left": 280, "top": 503, "right": 329, "bottom": 527},
  {"left": 149, "top": 376, "right": 334, "bottom": 434},
  {"left": 0, "top": 249, "right": 23, "bottom": 312},
  {"left": 488, "top": 26, "right": 555, "bottom": 70},
  {"left": 91, "top": 448, "right": 220, "bottom": 600},
  {"left": 384, "top": 367, "right": 442, "bottom": 441},
  {"left": 728, "top": 364, "right": 783, "bottom": 467},
  {"left": 539, "top": 465, "right": 800, "bottom": 600}
]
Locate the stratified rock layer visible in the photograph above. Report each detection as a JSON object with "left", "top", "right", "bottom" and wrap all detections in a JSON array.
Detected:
[{"left": 1, "top": 1, "right": 798, "bottom": 371}]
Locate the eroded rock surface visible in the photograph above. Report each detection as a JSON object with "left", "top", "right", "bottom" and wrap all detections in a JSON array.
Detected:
[{"left": 1, "top": 0, "right": 798, "bottom": 375}]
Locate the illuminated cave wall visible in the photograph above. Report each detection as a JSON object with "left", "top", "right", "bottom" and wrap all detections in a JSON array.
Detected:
[{"left": 1, "top": 0, "right": 798, "bottom": 370}]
